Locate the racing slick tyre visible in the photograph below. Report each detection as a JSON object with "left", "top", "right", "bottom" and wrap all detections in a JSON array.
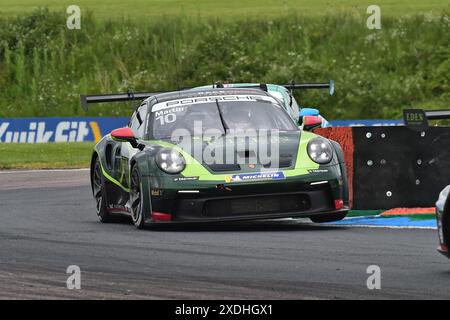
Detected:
[
  {"left": 92, "top": 157, "right": 114, "bottom": 223},
  {"left": 310, "top": 212, "right": 347, "bottom": 223},
  {"left": 130, "top": 166, "right": 146, "bottom": 229}
]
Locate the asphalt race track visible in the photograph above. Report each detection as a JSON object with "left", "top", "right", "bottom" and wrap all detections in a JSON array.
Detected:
[{"left": 0, "top": 170, "right": 449, "bottom": 299}]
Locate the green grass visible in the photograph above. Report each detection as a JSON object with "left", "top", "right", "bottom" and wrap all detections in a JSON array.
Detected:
[
  {"left": 0, "top": 142, "right": 94, "bottom": 169},
  {"left": 1, "top": 0, "right": 449, "bottom": 19},
  {"left": 0, "top": 6, "right": 449, "bottom": 120},
  {"left": 1, "top": 3, "right": 448, "bottom": 170}
]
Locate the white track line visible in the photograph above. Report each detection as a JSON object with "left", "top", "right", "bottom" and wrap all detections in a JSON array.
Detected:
[{"left": 0, "top": 168, "right": 90, "bottom": 174}]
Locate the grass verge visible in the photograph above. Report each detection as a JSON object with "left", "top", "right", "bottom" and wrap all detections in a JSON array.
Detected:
[
  {"left": 0, "top": 8, "right": 449, "bottom": 120},
  {"left": 0, "top": 142, "right": 94, "bottom": 169},
  {"left": 1, "top": 0, "right": 449, "bottom": 19}
]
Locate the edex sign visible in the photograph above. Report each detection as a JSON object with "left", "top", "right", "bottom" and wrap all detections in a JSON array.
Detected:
[
  {"left": 0, "top": 117, "right": 128, "bottom": 143},
  {"left": 403, "top": 109, "right": 428, "bottom": 132}
]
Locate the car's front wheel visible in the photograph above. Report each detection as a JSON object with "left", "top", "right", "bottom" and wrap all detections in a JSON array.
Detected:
[
  {"left": 130, "top": 166, "right": 146, "bottom": 229},
  {"left": 310, "top": 212, "right": 347, "bottom": 223},
  {"left": 92, "top": 157, "right": 114, "bottom": 223}
]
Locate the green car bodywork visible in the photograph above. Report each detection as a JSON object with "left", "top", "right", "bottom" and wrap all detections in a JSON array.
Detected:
[{"left": 90, "top": 87, "right": 349, "bottom": 228}]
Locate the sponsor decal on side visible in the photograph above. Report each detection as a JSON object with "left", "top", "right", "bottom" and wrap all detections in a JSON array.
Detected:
[
  {"left": 151, "top": 189, "right": 163, "bottom": 196},
  {"left": 225, "top": 171, "right": 285, "bottom": 183},
  {"left": 174, "top": 176, "right": 199, "bottom": 182},
  {"left": 308, "top": 169, "right": 329, "bottom": 173}
]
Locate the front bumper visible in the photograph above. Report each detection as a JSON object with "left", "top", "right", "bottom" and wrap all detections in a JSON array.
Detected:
[{"left": 145, "top": 174, "right": 348, "bottom": 224}]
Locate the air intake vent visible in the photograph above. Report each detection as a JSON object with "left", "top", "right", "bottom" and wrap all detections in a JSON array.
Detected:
[
  {"left": 204, "top": 194, "right": 311, "bottom": 217},
  {"left": 205, "top": 163, "right": 241, "bottom": 172},
  {"left": 263, "top": 156, "right": 293, "bottom": 168}
]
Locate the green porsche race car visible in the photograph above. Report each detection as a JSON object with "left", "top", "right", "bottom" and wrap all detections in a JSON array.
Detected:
[{"left": 84, "top": 83, "right": 349, "bottom": 228}]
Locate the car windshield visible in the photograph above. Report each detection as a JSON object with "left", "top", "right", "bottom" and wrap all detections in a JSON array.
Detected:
[{"left": 150, "top": 95, "right": 298, "bottom": 139}]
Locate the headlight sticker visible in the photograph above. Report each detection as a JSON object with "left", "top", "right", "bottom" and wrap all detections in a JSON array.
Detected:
[{"left": 225, "top": 171, "right": 285, "bottom": 183}]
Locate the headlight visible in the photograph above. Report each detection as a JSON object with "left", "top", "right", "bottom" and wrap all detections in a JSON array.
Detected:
[
  {"left": 307, "top": 138, "right": 333, "bottom": 164},
  {"left": 155, "top": 148, "right": 186, "bottom": 174}
]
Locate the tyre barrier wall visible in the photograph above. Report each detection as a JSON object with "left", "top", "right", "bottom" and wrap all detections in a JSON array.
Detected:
[{"left": 316, "top": 126, "right": 450, "bottom": 210}]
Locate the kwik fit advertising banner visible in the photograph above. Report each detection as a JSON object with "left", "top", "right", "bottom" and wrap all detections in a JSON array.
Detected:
[
  {"left": 0, "top": 117, "right": 403, "bottom": 143},
  {"left": 0, "top": 117, "right": 129, "bottom": 143}
]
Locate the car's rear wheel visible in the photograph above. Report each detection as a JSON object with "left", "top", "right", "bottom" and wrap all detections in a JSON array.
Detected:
[
  {"left": 130, "top": 166, "right": 146, "bottom": 229},
  {"left": 310, "top": 212, "right": 347, "bottom": 223},
  {"left": 92, "top": 157, "right": 114, "bottom": 223}
]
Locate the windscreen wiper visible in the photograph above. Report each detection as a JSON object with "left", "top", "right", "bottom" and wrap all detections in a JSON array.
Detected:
[{"left": 215, "top": 99, "right": 229, "bottom": 135}]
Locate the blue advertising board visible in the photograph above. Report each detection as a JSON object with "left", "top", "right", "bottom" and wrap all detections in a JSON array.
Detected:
[
  {"left": 0, "top": 117, "right": 404, "bottom": 143},
  {"left": 0, "top": 117, "right": 128, "bottom": 143},
  {"left": 329, "top": 119, "right": 403, "bottom": 127}
]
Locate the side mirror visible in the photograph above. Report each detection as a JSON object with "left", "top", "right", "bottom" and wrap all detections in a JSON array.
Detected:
[
  {"left": 111, "top": 127, "right": 137, "bottom": 145},
  {"left": 299, "top": 108, "right": 320, "bottom": 117},
  {"left": 302, "top": 115, "right": 323, "bottom": 131}
]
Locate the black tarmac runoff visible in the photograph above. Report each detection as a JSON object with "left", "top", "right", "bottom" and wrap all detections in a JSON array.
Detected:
[{"left": 0, "top": 169, "right": 449, "bottom": 299}]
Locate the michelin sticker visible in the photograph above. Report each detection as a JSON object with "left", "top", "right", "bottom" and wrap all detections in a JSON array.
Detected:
[{"left": 226, "top": 172, "right": 285, "bottom": 183}]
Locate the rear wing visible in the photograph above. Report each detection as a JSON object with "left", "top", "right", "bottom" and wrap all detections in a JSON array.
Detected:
[
  {"left": 283, "top": 81, "right": 334, "bottom": 95},
  {"left": 219, "top": 81, "right": 335, "bottom": 95},
  {"left": 425, "top": 109, "right": 450, "bottom": 120},
  {"left": 80, "top": 91, "right": 164, "bottom": 111},
  {"left": 80, "top": 80, "right": 335, "bottom": 110},
  {"left": 403, "top": 109, "right": 450, "bottom": 132}
]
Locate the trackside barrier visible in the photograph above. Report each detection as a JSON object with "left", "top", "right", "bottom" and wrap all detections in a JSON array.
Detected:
[
  {"left": 316, "top": 126, "right": 450, "bottom": 209},
  {"left": 314, "top": 127, "right": 355, "bottom": 208}
]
